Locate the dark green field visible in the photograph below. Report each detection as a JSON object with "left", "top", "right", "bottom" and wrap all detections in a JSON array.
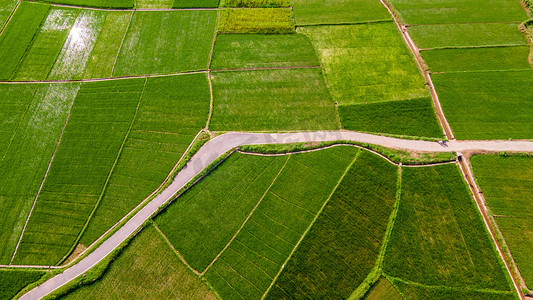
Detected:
[
  {"left": 384, "top": 164, "right": 511, "bottom": 291},
  {"left": 210, "top": 34, "right": 319, "bottom": 69},
  {"left": 0, "top": 269, "right": 46, "bottom": 299},
  {"left": 339, "top": 97, "right": 443, "bottom": 138}
]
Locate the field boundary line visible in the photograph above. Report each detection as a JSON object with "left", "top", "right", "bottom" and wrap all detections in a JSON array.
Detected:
[
  {"left": 205, "top": 9, "right": 219, "bottom": 130},
  {"left": 200, "top": 154, "right": 290, "bottom": 276},
  {"left": 377, "top": 165, "right": 402, "bottom": 270},
  {"left": 56, "top": 78, "right": 147, "bottom": 266},
  {"left": 237, "top": 144, "right": 456, "bottom": 168},
  {"left": 379, "top": 0, "right": 454, "bottom": 140},
  {"left": 110, "top": 10, "right": 133, "bottom": 77},
  {"left": 458, "top": 156, "right": 524, "bottom": 299},
  {"left": 386, "top": 274, "right": 516, "bottom": 295},
  {"left": 152, "top": 222, "right": 201, "bottom": 275},
  {"left": 261, "top": 150, "right": 360, "bottom": 299},
  {"left": 0, "top": 70, "right": 208, "bottom": 84},
  {"left": 211, "top": 65, "right": 321, "bottom": 72},
  {"left": 9, "top": 84, "right": 81, "bottom": 264},
  {"left": 0, "top": 0, "right": 20, "bottom": 37}
]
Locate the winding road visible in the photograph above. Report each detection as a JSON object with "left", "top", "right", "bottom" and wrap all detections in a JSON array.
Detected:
[{"left": 19, "top": 131, "right": 533, "bottom": 299}]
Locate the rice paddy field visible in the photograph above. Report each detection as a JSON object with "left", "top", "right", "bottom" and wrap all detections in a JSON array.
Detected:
[
  {"left": 57, "top": 146, "right": 516, "bottom": 299},
  {"left": 1, "top": 0, "right": 532, "bottom": 298},
  {"left": 471, "top": 155, "right": 533, "bottom": 290}
]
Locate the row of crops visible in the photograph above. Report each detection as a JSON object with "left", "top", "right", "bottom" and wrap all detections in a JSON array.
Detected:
[{"left": 49, "top": 146, "right": 516, "bottom": 299}]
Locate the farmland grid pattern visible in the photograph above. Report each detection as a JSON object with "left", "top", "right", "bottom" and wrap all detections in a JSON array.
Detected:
[{"left": 0, "top": 0, "right": 531, "bottom": 299}]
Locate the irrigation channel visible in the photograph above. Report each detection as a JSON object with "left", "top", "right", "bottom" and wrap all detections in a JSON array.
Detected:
[{"left": 15, "top": 131, "right": 533, "bottom": 299}]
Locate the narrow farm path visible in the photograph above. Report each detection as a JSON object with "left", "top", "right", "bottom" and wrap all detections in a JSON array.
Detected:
[{"left": 18, "top": 131, "right": 533, "bottom": 300}]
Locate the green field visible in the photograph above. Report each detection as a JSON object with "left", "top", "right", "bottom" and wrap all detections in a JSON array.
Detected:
[
  {"left": 13, "top": 79, "right": 144, "bottom": 265},
  {"left": 383, "top": 164, "right": 511, "bottom": 291},
  {"left": 64, "top": 225, "right": 217, "bottom": 299},
  {"left": 390, "top": 279, "right": 515, "bottom": 300},
  {"left": 432, "top": 70, "right": 533, "bottom": 140},
  {"left": 156, "top": 153, "right": 287, "bottom": 271},
  {"left": 135, "top": 0, "right": 173, "bottom": 8},
  {"left": 365, "top": 277, "right": 402, "bottom": 300},
  {"left": 292, "top": 0, "right": 391, "bottom": 25},
  {"left": 471, "top": 155, "right": 533, "bottom": 288},
  {"left": 389, "top": 0, "right": 527, "bottom": 24},
  {"left": 0, "top": 1, "right": 50, "bottom": 80},
  {"left": 299, "top": 23, "right": 428, "bottom": 105},
  {"left": 218, "top": 8, "right": 294, "bottom": 34},
  {"left": 225, "top": 0, "right": 288, "bottom": 8},
  {"left": 210, "top": 34, "right": 319, "bottom": 69},
  {"left": 0, "top": 269, "right": 46, "bottom": 300},
  {"left": 82, "top": 11, "right": 131, "bottom": 79},
  {"left": 266, "top": 150, "right": 398, "bottom": 299},
  {"left": 32, "top": 0, "right": 134, "bottom": 8},
  {"left": 0, "top": 0, "right": 17, "bottom": 29},
  {"left": 421, "top": 46, "right": 533, "bottom": 73},
  {"left": 205, "top": 146, "right": 358, "bottom": 299},
  {"left": 12, "top": 8, "right": 78, "bottom": 81},
  {"left": 0, "top": 83, "right": 79, "bottom": 264},
  {"left": 48, "top": 10, "right": 105, "bottom": 80},
  {"left": 113, "top": 10, "right": 217, "bottom": 76},
  {"left": 79, "top": 74, "right": 210, "bottom": 247},
  {"left": 209, "top": 68, "right": 338, "bottom": 131},
  {"left": 339, "top": 97, "right": 443, "bottom": 138},
  {"left": 409, "top": 23, "right": 527, "bottom": 49},
  {"left": 172, "top": 0, "right": 219, "bottom": 8}
]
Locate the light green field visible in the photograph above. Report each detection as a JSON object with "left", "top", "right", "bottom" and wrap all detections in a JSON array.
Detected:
[
  {"left": 0, "top": 83, "right": 79, "bottom": 264},
  {"left": 113, "top": 10, "right": 217, "bottom": 76},
  {"left": 13, "top": 79, "right": 144, "bottom": 266},
  {"left": 267, "top": 150, "right": 398, "bottom": 299},
  {"left": 364, "top": 277, "right": 402, "bottom": 300},
  {"left": 384, "top": 164, "right": 511, "bottom": 291},
  {"left": 0, "top": 1, "right": 50, "bottom": 80},
  {"left": 389, "top": 0, "right": 527, "bottom": 24},
  {"left": 209, "top": 68, "right": 339, "bottom": 131},
  {"left": 432, "top": 70, "right": 533, "bottom": 140},
  {"left": 63, "top": 225, "right": 217, "bottom": 299},
  {"left": 409, "top": 23, "right": 527, "bottom": 49},
  {"left": 421, "top": 46, "right": 532, "bottom": 73},
  {"left": 218, "top": 8, "right": 294, "bottom": 34},
  {"left": 0, "top": 269, "right": 46, "bottom": 300},
  {"left": 300, "top": 23, "right": 428, "bottom": 105},
  {"left": 225, "top": 0, "right": 289, "bottom": 8},
  {"left": 471, "top": 155, "right": 533, "bottom": 288},
  {"left": 292, "top": 0, "right": 391, "bottom": 25},
  {"left": 210, "top": 34, "right": 319, "bottom": 69},
  {"left": 205, "top": 146, "right": 358, "bottom": 299},
  {"left": 48, "top": 10, "right": 106, "bottom": 80},
  {"left": 135, "top": 0, "right": 173, "bottom": 8},
  {"left": 339, "top": 97, "right": 443, "bottom": 138},
  {"left": 12, "top": 8, "right": 79, "bottom": 81},
  {"left": 82, "top": 11, "right": 131, "bottom": 79},
  {"left": 80, "top": 74, "right": 210, "bottom": 247},
  {"left": 156, "top": 153, "right": 287, "bottom": 271}
]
